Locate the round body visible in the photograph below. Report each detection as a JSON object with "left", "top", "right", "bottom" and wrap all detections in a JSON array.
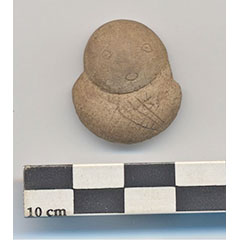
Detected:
[{"left": 72, "top": 20, "right": 182, "bottom": 143}]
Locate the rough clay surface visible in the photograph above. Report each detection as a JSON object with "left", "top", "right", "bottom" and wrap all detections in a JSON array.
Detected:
[{"left": 72, "top": 20, "right": 182, "bottom": 144}]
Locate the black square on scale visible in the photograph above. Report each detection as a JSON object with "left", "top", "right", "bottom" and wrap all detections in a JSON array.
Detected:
[
  {"left": 124, "top": 163, "right": 175, "bottom": 187},
  {"left": 74, "top": 188, "right": 124, "bottom": 214},
  {"left": 24, "top": 165, "right": 73, "bottom": 190}
]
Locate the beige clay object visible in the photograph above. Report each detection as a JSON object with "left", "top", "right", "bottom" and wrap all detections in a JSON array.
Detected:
[{"left": 72, "top": 20, "right": 182, "bottom": 144}]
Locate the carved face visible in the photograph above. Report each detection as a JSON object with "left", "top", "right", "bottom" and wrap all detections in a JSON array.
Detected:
[{"left": 84, "top": 20, "right": 169, "bottom": 94}]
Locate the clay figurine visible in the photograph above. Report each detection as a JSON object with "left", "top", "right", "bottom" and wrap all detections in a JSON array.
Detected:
[{"left": 72, "top": 19, "right": 182, "bottom": 143}]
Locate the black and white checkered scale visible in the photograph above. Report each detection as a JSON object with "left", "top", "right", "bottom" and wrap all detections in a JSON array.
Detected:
[{"left": 24, "top": 161, "right": 226, "bottom": 217}]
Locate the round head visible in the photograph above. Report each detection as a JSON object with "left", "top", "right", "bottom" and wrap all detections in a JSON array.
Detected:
[{"left": 84, "top": 20, "right": 169, "bottom": 94}]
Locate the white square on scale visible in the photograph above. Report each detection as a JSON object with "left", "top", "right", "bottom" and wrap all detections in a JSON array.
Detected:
[
  {"left": 73, "top": 163, "right": 124, "bottom": 189},
  {"left": 124, "top": 187, "right": 176, "bottom": 214},
  {"left": 24, "top": 189, "right": 73, "bottom": 217},
  {"left": 175, "top": 161, "right": 226, "bottom": 186}
]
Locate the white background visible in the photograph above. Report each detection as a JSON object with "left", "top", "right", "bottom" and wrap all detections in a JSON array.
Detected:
[
  {"left": 14, "top": 0, "right": 225, "bottom": 179},
  {"left": 13, "top": 0, "right": 225, "bottom": 238}
]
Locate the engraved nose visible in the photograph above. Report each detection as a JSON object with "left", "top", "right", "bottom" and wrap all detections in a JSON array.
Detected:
[{"left": 125, "top": 73, "right": 138, "bottom": 81}]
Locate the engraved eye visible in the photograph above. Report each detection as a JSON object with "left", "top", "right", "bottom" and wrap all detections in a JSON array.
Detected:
[
  {"left": 102, "top": 50, "right": 112, "bottom": 59},
  {"left": 142, "top": 43, "right": 152, "bottom": 52}
]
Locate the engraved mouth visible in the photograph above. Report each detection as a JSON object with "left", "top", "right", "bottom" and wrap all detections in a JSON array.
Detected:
[{"left": 125, "top": 73, "right": 138, "bottom": 81}]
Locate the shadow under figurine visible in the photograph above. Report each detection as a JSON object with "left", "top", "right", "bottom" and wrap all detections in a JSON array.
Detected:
[{"left": 72, "top": 19, "right": 182, "bottom": 144}]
